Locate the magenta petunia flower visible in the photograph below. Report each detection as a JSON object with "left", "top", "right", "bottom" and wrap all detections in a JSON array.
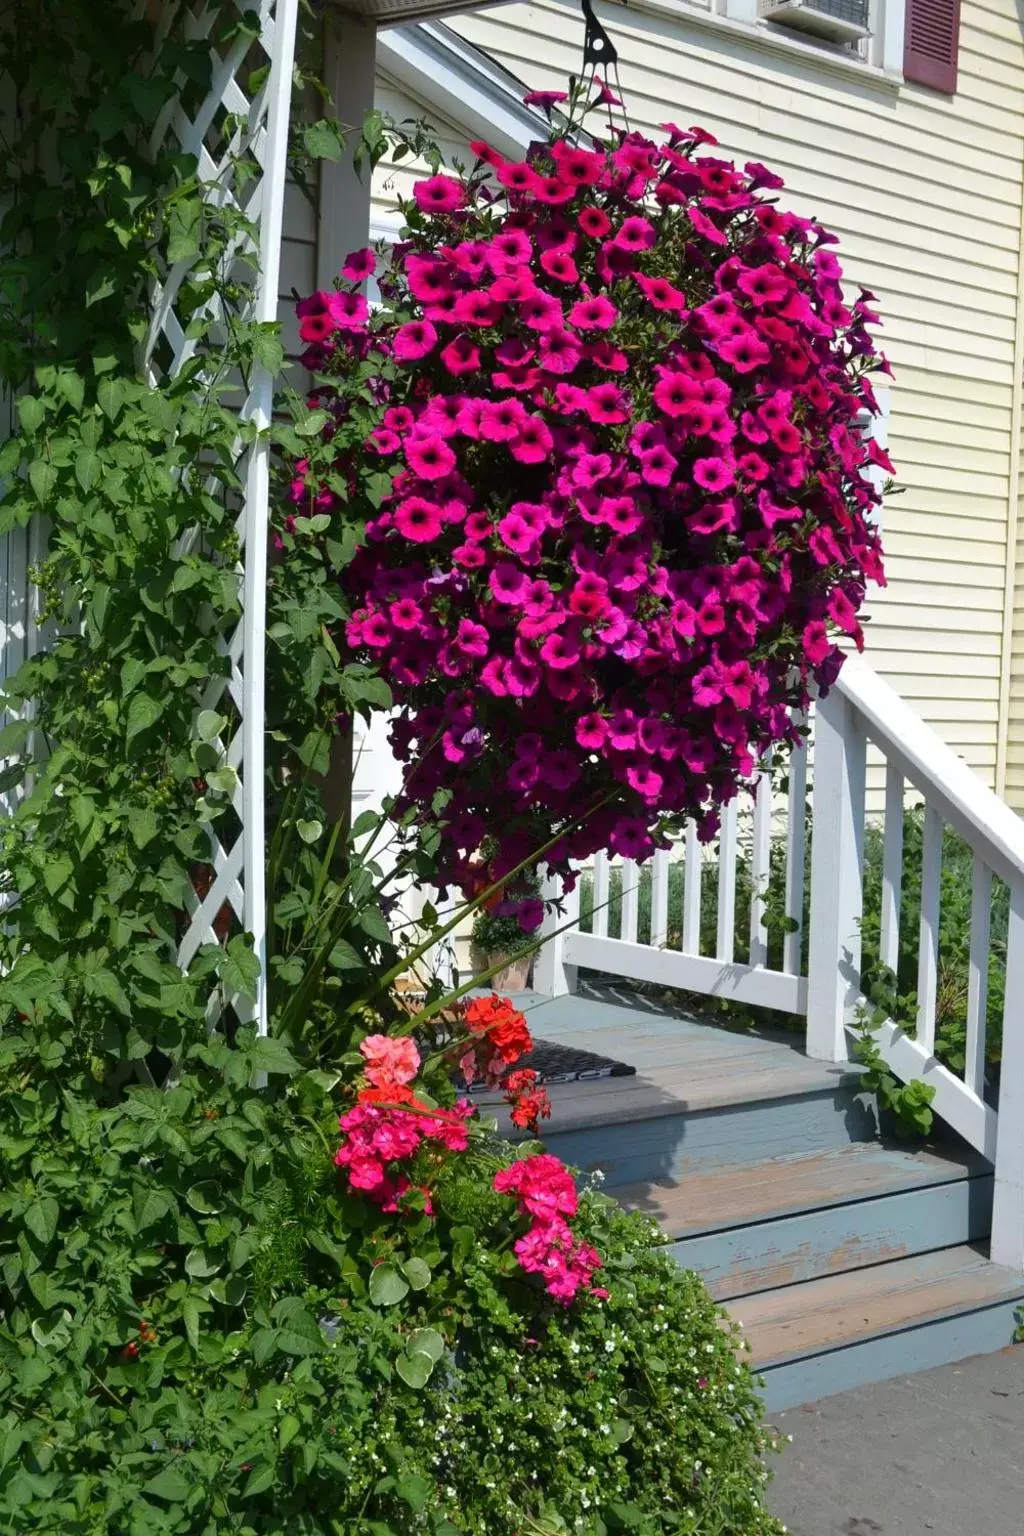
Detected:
[
  {"left": 480, "top": 398, "right": 528, "bottom": 442},
  {"left": 440, "top": 334, "right": 482, "bottom": 376},
  {"left": 523, "top": 88, "right": 569, "bottom": 109},
  {"left": 453, "top": 291, "right": 503, "bottom": 327},
  {"left": 614, "top": 215, "right": 657, "bottom": 252},
  {"left": 511, "top": 416, "right": 554, "bottom": 464},
  {"left": 638, "top": 445, "right": 677, "bottom": 487},
  {"left": 536, "top": 330, "right": 581, "bottom": 376},
  {"left": 737, "top": 262, "right": 792, "bottom": 307},
  {"left": 693, "top": 456, "right": 734, "bottom": 494},
  {"left": 393, "top": 320, "right": 438, "bottom": 362},
  {"left": 653, "top": 370, "right": 698, "bottom": 417},
  {"left": 586, "top": 382, "right": 631, "bottom": 424},
  {"left": 341, "top": 247, "right": 376, "bottom": 282},
  {"left": 490, "top": 562, "right": 530, "bottom": 605},
  {"left": 496, "top": 161, "right": 544, "bottom": 197},
  {"left": 540, "top": 248, "right": 579, "bottom": 283},
  {"left": 488, "top": 229, "right": 534, "bottom": 273},
  {"left": 569, "top": 295, "right": 618, "bottom": 331},
  {"left": 634, "top": 272, "right": 686, "bottom": 312},
  {"left": 413, "top": 174, "right": 467, "bottom": 214},
  {"left": 578, "top": 206, "right": 611, "bottom": 239},
  {"left": 404, "top": 435, "right": 456, "bottom": 480},
  {"left": 519, "top": 291, "right": 563, "bottom": 332},
  {"left": 394, "top": 497, "right": 444, "bottom": 543}
]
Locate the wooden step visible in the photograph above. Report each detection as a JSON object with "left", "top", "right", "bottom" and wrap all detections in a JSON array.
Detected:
[
  {"left": 615, "top": 1143, "right": 993, "bottom": 1298},
  {"left": 488, "top": 994, "right": 875, "bottom": 1183},
  {"left": 738, "top": 1246, "right": 1024, "bottom": 1412}
]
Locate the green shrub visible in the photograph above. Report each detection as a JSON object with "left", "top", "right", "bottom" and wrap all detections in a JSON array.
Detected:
[{"left": 0, "top": 1019, "right": 783, "bottom": 1535}]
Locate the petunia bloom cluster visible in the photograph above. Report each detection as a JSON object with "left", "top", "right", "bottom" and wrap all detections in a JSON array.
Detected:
[{"left": 295, "top": 105, "right": 889, "bottom": 913}]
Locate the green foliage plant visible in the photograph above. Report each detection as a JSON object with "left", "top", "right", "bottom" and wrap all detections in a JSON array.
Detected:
[{"left": 0, "top": 7, "right": 783, "bottom": 1534}]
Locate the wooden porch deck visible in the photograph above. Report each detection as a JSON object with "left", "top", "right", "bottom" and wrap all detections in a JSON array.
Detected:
[{"left": 486, "top": 982, "right": 1024, "bottom": 1411}]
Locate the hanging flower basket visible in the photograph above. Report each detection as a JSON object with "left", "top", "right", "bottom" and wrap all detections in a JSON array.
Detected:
[{"left": 290, "top": 85, "right": 890, "bottom": 922}]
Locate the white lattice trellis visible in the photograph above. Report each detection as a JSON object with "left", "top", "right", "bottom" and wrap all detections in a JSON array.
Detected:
[{"left": 143, "top": 0, "right": 299, "bottom": 1033}]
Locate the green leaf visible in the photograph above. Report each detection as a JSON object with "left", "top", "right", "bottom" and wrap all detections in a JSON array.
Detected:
[
  {"left": 197, "top": 709, "right": 227, "bottom": 743},
  {"left": 145, "top": 1468, "right": 191, "bottom": 1503},
  {"left": 186, "top": 1181, "right": 223, "bottom": 1214},
  {"left": 303, "top": 120, "right": 345, "bottom": 161},
  {"left": 75, "top": 449, "right": 100, "bottom": 492},
  {"left": 167, "top": 198, "right": 202, "bottom": 264},
  {"left": 126, "top": 692, "right": 165, "bottom": 745},
  {"left": 97, "top": 378, "right": 124, "bottom": 422},
  {"left": 252, "top": 330, "right": 285, "bottom": 374},
  {"left": 294, "top": 408, "right": 330, "bottom": 439},
  {"left": 395, "top": 1351, "right": 434, "bottom": 1389},
  {"left": 182, "top": 1296, "right": 203, "bottom": 1351},
  {"left": 184, "top": 1246, "right": 222, "bottom": 1279},
  {"left": 249, "top": 1035, "right": 300, "bottom": 1077},
  {"left": 28, "top": 461, "right": 56, "bottom": 504},
  {"left": 133, "top": 1186, "right": 174, "bottom": 1232},
  {"left": 242, "top": 1463, "right": 276, "bottom": 1498},
  {"left": 407, "top": 1327, "right": 444, "bottom": 1363},
  {"left": 296, "top": 818, "right": 322, "bottom": 844},
  {"left": 401, "top": 1257, "right": 431, "bottom": 1291},
  {"left": 127, "top": 807, "right": 160, "bottom": 849},
  {"left": 220, "top": 937, "right": 261, "bottom": 1002},
  {"left": 351, "top": 809, "right": 379, "bottom": 838},
  {"left": 397, "top": 1472, "right": 431, "bottom": 1512},
  {"left": 279, "top": 1414, "right": 300, "bottom": 1452},
  {"left": 368, "top": 1264, "right": 408, "bottom": 1308},
  {"left": 18, "top": 396, "right": 44, "bottom": 434},
  {"left": 24, "top": 1198, "right": 59, "bottom": 1246},
  {"left": 359, "top": 904, "right": 392, "bottom": 946}
]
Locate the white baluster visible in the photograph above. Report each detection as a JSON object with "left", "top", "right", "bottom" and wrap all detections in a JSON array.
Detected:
[
  {"left": 683, "top": 820, "right": 702, "bottom": 955},
  {"left": 591, "top": 851, "right": 609, "bottom": 938},
  {"left": 533, "top": 867, "right": 580, "bottom": 998},
  {"left": 620, "top": 858, "right": 639, "bottom": 944},
  {"left": 650, "top": 848, "right": 669, "bottom": 949},
  {"left": 916, "top": 804, "right": 943, "bottom": 1057},
  {"left": 880, "top": 762, "right": 904, "bottom": 973},
  {"left": 716, "top": 798, "right": 738, "bottom": 963},
  {"left": 991, "top": 876, "right": 1024, "bottom": 1270},
  {"left": 806, "top": 688, "right": 866, "bottom": 1062},
  {"left": 749, "top": 768, "right": 772, "bottom": 969},
  {"left": 784, "top": 739, "right": 808, "bottom": 976},
  {"left": 965, "top": 856, "right": 992, "bottom": 1098}
]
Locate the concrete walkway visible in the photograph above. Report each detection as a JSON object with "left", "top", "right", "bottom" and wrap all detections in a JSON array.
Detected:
[{"left": 766, "top": 1346, "right": 1024, "bottom": 1536}]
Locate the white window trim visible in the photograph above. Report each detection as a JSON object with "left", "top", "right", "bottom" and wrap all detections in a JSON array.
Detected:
[{"left": 627, "top": 0, "right": 904, "bottom": 91}]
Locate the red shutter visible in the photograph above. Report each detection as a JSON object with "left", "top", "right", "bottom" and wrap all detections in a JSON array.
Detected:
[{"left": 904, "top": 0, "right": 961, "bottom": 93}]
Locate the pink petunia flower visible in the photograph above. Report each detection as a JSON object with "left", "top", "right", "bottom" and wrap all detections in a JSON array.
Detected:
[
  {"left": 404, "top": 435, "right": 456, "bottom": 480},
  {"left": 413, "top": 174, "right": 467, "bottom": 214},
  {"left": 393, "top": 320, "right": 438, "bottom": 362},
  {"left": 341, "top": 247, "right": 376, "bottom": 282},
  {"left": 394, "top": 496, "right": 445, "bottom": 542},
  {"left": 569, "top": 295, "right": 618, "bottom": 331}
]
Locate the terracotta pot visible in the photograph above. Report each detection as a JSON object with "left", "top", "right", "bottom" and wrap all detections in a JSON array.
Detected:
[{"left": 485, "top": 952, "right": 531, "bottom": 994}]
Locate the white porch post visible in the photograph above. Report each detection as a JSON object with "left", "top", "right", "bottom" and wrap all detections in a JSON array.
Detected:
[
  {"left": 991, "top": 877, "right": 1024, "bottom": 1270},
  {"left": 317, "top": 15, "right": 378, "bottom": 286},
  {"left": 806, "top": 687, "right": 866, "bottom": 1062},
  {"left": 533, "top": 869, "right": 581, "bottom": 999}
]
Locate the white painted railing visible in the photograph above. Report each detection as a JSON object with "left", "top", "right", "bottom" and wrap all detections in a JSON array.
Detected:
[{"left": 536, "top": 653, "right": 1024, "bottom": 1270}]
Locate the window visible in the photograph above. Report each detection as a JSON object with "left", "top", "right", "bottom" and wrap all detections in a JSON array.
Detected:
[{"left": 719, "top": 0, "right": 907, "bottom": 78}]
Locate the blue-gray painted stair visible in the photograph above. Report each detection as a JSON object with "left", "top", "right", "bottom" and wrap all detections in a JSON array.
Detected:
[{"left": 496, "top": 988, "right": 1024, "bottom": 1411}]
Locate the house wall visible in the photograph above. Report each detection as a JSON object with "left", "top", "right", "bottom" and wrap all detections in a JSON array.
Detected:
[{"left": 369, "top": 0, "right": 1024, "bottom": 801}]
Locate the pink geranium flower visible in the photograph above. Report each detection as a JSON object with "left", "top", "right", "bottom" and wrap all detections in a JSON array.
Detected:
[{"left": 360, "top": 1034, "right": 420, "bottom": 1088}]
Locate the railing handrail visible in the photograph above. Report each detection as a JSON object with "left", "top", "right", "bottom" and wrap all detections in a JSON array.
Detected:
[{"left": 836, "top": 652, "right": 1024, "bottom": 890}]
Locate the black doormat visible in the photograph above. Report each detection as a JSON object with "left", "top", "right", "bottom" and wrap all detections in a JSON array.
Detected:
[{"left": 459, "top": 1038, "right": 636, "bottom": 1094}]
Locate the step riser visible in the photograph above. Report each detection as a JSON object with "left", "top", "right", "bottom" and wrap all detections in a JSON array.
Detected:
[
  {"left": 668, "top": 1175, "right": 995, "bottom": 1300},
  {"left": 546, "top": 1086, "right": 880, "bottom": 1186},
  {"left": 759, "top": 1296, "right": 1023, "bottom": 1412}
]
